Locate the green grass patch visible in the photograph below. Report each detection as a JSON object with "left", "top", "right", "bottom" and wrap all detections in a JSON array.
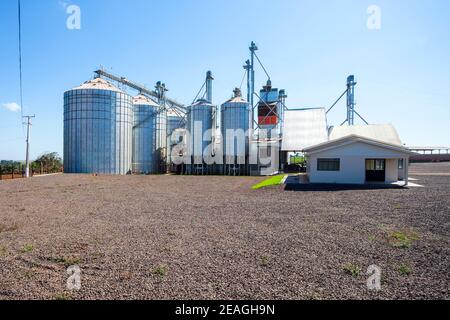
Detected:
[
  {"left": 48, "top": 256, "right": 82, "bottom": 267},
  {"left": 260, "top": 255, "right": 270, "bottom": 267},
  {"left": 397, "top": 264, "right": 412, "bottom": 276},
  {"left": 343, "top": 263, "right": 362, "bottom": 277},
  {"left": 20, "top": 244, "right": 34, "bottom": 253},
  {"left": 53, "top": 292, "right": 71, "bottom": 300},
  {"left": 153, "top": 265, "right": 168, "bottom": 277},
  {"left": 251, "top": 175, "right": 286, "bottom": 190},
  {"left": 390, "top": 231, "right": 419, "bottom": 248}
]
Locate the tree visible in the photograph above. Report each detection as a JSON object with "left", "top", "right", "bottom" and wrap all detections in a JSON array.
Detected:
[
  {"left": 33, "top": 152, "right": 63, "bottom": 174},
  {"left": 0, "top": 160, "right": 22, "bottom": 174},
  {"left": 30, "top": 161, "right": 40, "bottom": 175}
]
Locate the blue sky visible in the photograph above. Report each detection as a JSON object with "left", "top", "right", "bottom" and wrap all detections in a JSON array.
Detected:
[{"left": 0, "top": 0, "right": 449, "bottom": 160}]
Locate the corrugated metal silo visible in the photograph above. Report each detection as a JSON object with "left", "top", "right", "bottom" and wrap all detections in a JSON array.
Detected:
[
  {"left": 132, "top": 94, "right": 159, "bottom": 174},
  {"left": 186, "top": 98, "right": 214, "bottom": 174},
  {"left": 155, "top": 106, "right": 167, "bottom": 173},
  {"left": 169, "top": 128, "right": 187, "bottom": 173},
  {"left": 167, "top": 110, "right": 185, "bottom": 169},
  {"left": 220, "top": 88, "right": 251, "bottom": 175},
  {"left": 63, "top": 78, "right": 133, "bottom": 175},
  {"left": 167, "top": 110, "right": 184, "bottom": 136}
]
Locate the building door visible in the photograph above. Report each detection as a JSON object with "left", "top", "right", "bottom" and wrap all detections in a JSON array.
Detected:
[{"left": 365, "top": 159, "right": 386, "bottom": 182}]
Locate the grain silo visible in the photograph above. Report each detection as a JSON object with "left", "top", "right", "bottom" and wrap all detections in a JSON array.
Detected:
[
  {"left": 186, "top": 98, "right": 214, "bottom": 174},
  {"left": 167, "top": 110, "right": 185, "bottom": 136},
  {"left": 167, "top": 109, "right": 184, "bottom": 153},
  {"left": 220, "top": 88, "right": 251, "bottom": 175},
  {"left": 63, "top": 78, "right": 133, "bottom": 175},
  {"left": 167, "top": 110, "right": 185, "bottom": 170},
  {"left": 155, "top": 105, "right": 167, "bottom": 173},
  {"left": 132, "top": 94, "right": 159, "bottom": 174}
]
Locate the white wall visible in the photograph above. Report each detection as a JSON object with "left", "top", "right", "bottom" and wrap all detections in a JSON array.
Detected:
[
  {"left": 398, "top": 159, "right": 406, "bottom": 180},
  {"left": 308, "top": 154, "right": 365, "bottom": 184},
  {"left": 385, "top": 159, "right": 398, "bottom": 183},
  {"left": 307, "top": 142, "right": 409, "bottom": 185}
]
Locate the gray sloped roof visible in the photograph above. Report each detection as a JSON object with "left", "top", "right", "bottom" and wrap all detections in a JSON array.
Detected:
[
  {"left": 281, "top": 108, "right": 328, "bottom": 151},
  {"left": 329, "top": 124, "right": 402, "bottom": 146}
]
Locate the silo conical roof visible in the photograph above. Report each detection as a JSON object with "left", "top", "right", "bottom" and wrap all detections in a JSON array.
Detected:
[
  {"left": 72, "top": 77, "right": 124, "bottom": 93},
  {"left": 225, "top": 88, "right": 247, "bottom": 104},
  {"left": 191, "top": 98, "right": 213, "bottom": 107},
  {"left": 167, "top": 109, "right": 184, "bottom": 117},
  {"left": 133, "top": 94, "right": 159, "bottom": 107}
]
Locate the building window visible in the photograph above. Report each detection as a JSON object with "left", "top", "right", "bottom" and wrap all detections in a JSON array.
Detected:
[
  {"left": 366, "top": 159, "right": 385, "bottom": 171},
  {"left": 317, "top": 158, "right": 340, "bottom": 171},
  {"left": 398, "top": 159, "right": 404, "bottom": 169}
]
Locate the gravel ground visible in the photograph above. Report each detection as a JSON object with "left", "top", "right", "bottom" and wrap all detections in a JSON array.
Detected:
[
  {"left": 409, "top": 162, "right": 450, "bottom": 174},
  {"left": 0, "top": 163, "right": 448, "bottom": 300}
]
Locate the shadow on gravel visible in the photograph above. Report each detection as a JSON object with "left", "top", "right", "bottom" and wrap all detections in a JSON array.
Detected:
[{"left": 284, "top": 180, "right": 405, "bottom": 192}]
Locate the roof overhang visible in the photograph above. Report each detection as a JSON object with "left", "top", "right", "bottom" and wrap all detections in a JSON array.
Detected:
[{"left": 303, "top": 134, "right": 417, "bottom": 156}]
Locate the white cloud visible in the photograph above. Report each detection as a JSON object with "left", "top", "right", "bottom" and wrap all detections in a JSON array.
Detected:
[{"left": 2, "top": 103, "right": 21, "bottom": 113}]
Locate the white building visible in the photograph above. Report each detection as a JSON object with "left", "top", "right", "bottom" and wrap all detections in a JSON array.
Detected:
[{"left": 303, "top": 134, "right": 415, "bottom": 185}]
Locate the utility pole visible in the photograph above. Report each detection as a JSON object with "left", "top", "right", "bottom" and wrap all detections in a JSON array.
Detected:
[{"left": 23, "top": 115, "right": 35, "bottom": 178}]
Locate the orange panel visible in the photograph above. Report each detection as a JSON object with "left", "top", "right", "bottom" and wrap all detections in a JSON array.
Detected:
[{"left": 258, "top": 116, "right": 278, "bottom": 125}]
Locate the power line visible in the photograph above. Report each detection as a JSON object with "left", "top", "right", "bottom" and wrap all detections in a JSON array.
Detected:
[{"left": 17, "top": 0, "right": 26, "bottom": 138}]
